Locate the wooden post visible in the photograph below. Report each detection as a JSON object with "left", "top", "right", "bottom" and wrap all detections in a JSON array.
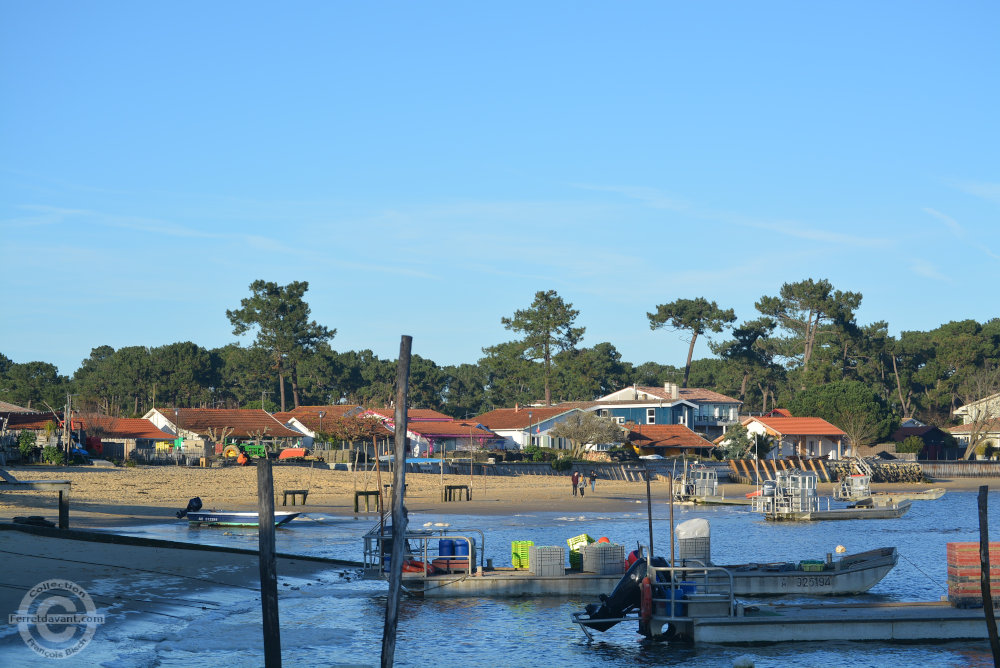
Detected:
[
  {"left": 58, "top": 490, "right": 69, "bottom": 530},
  {"left": 646, "top": 466, "right": 654, "bottom": 560},
  {"left": 978, "top": 485, "right": 1000, "bottom": 663},
  {"left": 381, "top": 335, "right": 412, "bottom": 668},
  {"left": 257, "top": 459, "right": 281, "bottom": 667}
]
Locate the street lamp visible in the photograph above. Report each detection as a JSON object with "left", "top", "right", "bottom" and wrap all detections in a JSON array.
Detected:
[
  {"left": 317, "top": 411, "right": 326, "bottom": 448},
  {"left": 527, "top": 411, "right": 533, "bottom": 448}
]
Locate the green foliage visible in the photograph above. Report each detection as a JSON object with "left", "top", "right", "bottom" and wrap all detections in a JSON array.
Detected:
[
  {"left": 551, "top": 457, "right": 574, "bottom": 472},
  {"left": 755, "top": 278, "right": 863, "bottom": 381},
  {"left": 787, "top": 379, "right": 898, "bottom": 447},
  {"left": 227, "top": 280, "right": 335, "bottom": 411},
  {"left": 896, "top": 435, "right": 925, "bottom": 454},
  {"left": 17, "top": 430, "right": 36, "bottom": 459},
  {"left": 41, "top": 446, "right": 65, "bottom": 465},
  {"left": 501, "top": 290, "right": 584, "bottom": 405},
  {"left": 718, "top": 423, "right": 753, "bottom": 459},
  {"left": 648, "top": 297, "right": 736, "bottom": 388}
]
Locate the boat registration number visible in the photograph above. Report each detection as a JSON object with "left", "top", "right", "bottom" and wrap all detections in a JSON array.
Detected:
[{"left": 794, "top": 576, "right": 832, "bottom": 587}]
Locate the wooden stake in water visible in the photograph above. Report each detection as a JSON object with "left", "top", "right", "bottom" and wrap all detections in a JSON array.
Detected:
[
  {"left": 381, "top": 335, "right": 412, "bottom": 668},
  {"left": 978, "top": 485, "right": 999, "bottom": 664},
  {"left": 257, "top": 458, "right": 281, "bottom": 667}
]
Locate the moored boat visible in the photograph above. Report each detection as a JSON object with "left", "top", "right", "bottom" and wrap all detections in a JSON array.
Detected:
[{"left": 184, "top": 510, "right": 301, "bottom": 527}]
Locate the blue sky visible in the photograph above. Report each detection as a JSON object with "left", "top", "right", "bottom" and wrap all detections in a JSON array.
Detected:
[{"left": 2, "top": 2, "right": 998, "bottom": 377}]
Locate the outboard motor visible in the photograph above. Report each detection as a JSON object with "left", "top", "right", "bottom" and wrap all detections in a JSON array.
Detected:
[
  {"left": 175, "top": 497, "right": 203, "bottom": 519},
  {"left": 579, "top": 555, "right": 669, "bottom": 632}
]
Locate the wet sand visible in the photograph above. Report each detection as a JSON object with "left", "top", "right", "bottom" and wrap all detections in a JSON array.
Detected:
[{"left": 0, "top": 464, "right": 995, "bottom": 528}]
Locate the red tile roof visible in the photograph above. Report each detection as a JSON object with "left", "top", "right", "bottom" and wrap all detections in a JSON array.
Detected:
[
  {"left": 626, "top": 424, "right": 715, "bottom": 450},
  {"left": 1, "top": 411, "right": 61, "bottom": 430},
  {"left": 406, "top": 420, "right": 501, "bottom": 441},
  {"left": 362, "top": 408, "right": 453, "bottom": 422},
  {"left": 765, "top": 408, "right": 793, "bottom": 417},
  {"left": 274, "top": 405, "right": 362, "bottom": 430},
  {"left": 70, "top": 417, "right": 175, "bottom": 440},
  {"left": 475, "top": 407, "right": 580, "bottom": 430},
  {"left": 153, "top": 408, "right": 302, "bottom": 439},
  {"left": 744, "top": 416, "right": 845, "bottom": 437},
  {"left": 0, "top": 401, "right": 32, "bottom": 412}
]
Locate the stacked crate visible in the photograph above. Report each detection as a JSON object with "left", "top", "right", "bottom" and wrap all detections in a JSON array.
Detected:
[
  {"left": 947, "top": 542, "right": 1000, "bottom": 608},
  {"left": 511, "top": 540, "right": 534, "bottom": 569},
  {"left": 582, "top": 543, "right": 626, "bottom": 575},
  {"left": 567, "top": 534, "right": 595, "bottom": 570},
  {"left": 528, "top": 546, "right": 565, "bottom": 576}
]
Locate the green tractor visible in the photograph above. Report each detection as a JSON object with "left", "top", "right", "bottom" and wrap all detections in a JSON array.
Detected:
[{"left": 221, "top": 443, "right": 269, "bottom": 460}]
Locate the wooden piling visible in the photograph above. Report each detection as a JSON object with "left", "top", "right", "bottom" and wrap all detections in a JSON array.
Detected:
[
  {"left": 381, "top": 335, "right": 412, "bottom": 668},
  {"left": 257, "top": 458, "right": 281, "bottom": 667},
  {"left": 978, "top": 485, "right": 1000, "bottom": 664}
]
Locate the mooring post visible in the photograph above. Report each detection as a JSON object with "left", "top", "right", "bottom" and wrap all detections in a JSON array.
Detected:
[
  {"left": 382, "top": 335, "right": 412, "bottom": 668},
  {"left": 978, "top": 485, "right": 999, "bottom": 664},
  {"left": 258, "top": 458, "right": 281, "bottom": 667}
]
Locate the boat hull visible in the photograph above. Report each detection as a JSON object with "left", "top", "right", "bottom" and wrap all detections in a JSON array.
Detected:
[
  {"left": 724, "top": 547, "right": 898, "bottom": 595},
  {"left": 186, "top": 511, "right": 300, "bottom": 527}
]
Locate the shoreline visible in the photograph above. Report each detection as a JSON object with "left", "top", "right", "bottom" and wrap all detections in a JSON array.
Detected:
[{"left": 0, "top": 465, "right": 996, "bottom": 528}]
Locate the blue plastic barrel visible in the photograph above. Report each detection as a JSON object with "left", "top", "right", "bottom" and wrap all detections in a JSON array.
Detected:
[
  {"left": 454, "top": 538, "right": 474, "bottom": 557},
  {"left": 439, "top": 539, "right": 455, "bottom": 556},
  {"left": 679, "top": 581, "right": 697, "bottom": 597}
]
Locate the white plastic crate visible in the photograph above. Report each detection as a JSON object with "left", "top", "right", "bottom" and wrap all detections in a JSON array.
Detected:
[
  {"left": 678, "top": 536, "right": 711, "bottom": 564},
  {"left": 528, "top": 546, "right": 565, "bottom": 576},
  {"left": 582, "top": 543, "right": 626, "bottom": 575}
]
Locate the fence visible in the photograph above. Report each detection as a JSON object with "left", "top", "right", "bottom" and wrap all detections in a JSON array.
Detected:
[{"left": 920, "top": 460, "right": 1000, "bottom": 478}]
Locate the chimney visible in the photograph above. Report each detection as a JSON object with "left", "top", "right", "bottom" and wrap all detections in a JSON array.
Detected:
[
  {"left": 515, "top": 403, "right": 519, "bottom": 412},
  {"left": 671, "top": 383, "right": 679, "bottom": 400}
]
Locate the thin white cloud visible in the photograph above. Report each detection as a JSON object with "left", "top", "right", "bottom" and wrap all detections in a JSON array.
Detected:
[
  {"left": 924, "top": 207, "right": 964, "bottom": 236},
  {"left": 923, "top": 207, "right": 1000, "bottom": 261},
  {"left": 909, "top": 259, "right": 951, "bottom": 283},
  {"left": 577, "top": 184, "right": 891, "bottom": 250},
  {"left": 952, "top": 180, "right": 1000, "bottom": 205}
]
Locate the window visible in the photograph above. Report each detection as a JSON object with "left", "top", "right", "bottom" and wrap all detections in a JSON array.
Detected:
[
  {"left": 599, "top": 409, "right": 609, "bottom": 418},
  {"left": 614, "top": 417, "right": 626, "bottom": 425},
  {"left": 646, "top": 408, "right": 655, "bottom": 425}
]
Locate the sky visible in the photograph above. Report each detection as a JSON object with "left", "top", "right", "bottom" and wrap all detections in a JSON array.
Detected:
[{"left": 2, "top": 2, "right": 999, "bottom": 377}]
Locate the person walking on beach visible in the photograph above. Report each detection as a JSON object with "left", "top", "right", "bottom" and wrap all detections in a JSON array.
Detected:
[
  {"left": 571, "top": 471, "right": 580, "bottom": 496},
  {"left": 589, "top": 470, "right": 597, "bottom": 493},
  {"left": 578, "top": 474, "right": 586, "bottom": 497}
]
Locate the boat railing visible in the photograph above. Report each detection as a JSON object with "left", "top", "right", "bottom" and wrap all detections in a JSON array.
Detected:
[
  {"left": 645, "top": 561, "right": 736, "bottom": 621},
  {"left": 362, "top": 526, "right": 486, "bottom": 578}
]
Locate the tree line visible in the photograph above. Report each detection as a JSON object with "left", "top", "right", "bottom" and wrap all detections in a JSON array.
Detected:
[{"left": 2, "top": 279, "right": 999, "bottom": 435}]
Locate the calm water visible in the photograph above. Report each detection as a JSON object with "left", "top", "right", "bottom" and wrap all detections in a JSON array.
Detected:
[{"left": 2, "top": 490, "right": 998, "bottom": 667}]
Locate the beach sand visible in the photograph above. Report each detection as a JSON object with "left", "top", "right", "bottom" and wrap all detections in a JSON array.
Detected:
[{"left": 0, "top": 463, "right": 995, "bottom": 527}]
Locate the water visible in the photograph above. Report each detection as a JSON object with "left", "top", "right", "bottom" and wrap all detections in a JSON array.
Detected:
[{"left": 2, "top": 491, "right": 997, "bottom": 666}]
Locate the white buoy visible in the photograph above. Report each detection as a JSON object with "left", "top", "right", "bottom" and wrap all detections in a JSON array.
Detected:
[
  {"left": 733, "top": 655, "right": 755, "bottom": 668},
  {"left": 423, "top": 522, "right": 432, "bottom": 527}
]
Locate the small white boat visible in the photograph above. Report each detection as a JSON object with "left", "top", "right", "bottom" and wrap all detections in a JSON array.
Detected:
[{"left": 185, "top": 510, "right": 300, "bottom": 527}]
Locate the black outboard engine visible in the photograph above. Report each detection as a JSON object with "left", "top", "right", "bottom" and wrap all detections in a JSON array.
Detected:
[
  {"left": 176, "top": 497, "right": 203, "bottom": 519},
  {"left": 580, "top": 555, "right": 669, "bottom": 632}
]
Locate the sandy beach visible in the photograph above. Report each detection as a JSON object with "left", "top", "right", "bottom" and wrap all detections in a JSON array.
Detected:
[{"left": 0, "top": 463, "right": 996, "bottom": 528}]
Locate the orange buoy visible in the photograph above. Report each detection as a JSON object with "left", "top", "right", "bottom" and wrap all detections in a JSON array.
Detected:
[
  {"left": 639, "top": 577, "right": 652, "bottom": 621},
  {"left": 597, "top": 536, "right": 610, "bottom": 543}
]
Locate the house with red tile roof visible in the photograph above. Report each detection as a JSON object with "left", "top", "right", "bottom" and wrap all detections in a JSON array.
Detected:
[
  {"left": 273, "top": 405, "right": 364, "bottom": 442},
  {"left": 475, "top": 406, "right": 585, "bottom": 450},
  {"left": 733, "top": 415, "right": 847, "bottom": 459},
  {"left": 67, "top": 416, "right": 176, "bottom": 460},
  {"left": 361, "top": 409, "right": 502, "bottom": 456},
  {"left": 144, "top": 408, "right": 303, "bottom": 457},
  {"left": 626, "top": 424, "right": 716, "bottom": 457}
]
